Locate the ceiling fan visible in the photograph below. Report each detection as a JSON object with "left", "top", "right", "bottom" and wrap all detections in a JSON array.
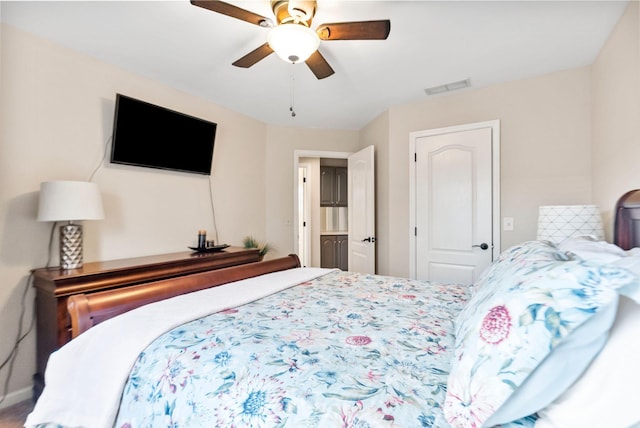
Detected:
[{"left": 191, "top": 0, "right": 391, "bottom": 79}]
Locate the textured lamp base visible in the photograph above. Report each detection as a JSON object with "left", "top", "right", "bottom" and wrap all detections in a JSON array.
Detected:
[{"left": 60, "top": 223, "right": 83, "bottom": 269}]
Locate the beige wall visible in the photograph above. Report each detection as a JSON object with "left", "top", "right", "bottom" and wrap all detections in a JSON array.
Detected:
[
  {"left": 371, "top": 0, "right": 639, "bottom": 277},
  {"left": 263, "top": 126, "right": 360, "bottom": 260},
  {"left": 380, "top": 66, "right": 593, "bottom": 277},
  {"left": 592, "top": 0, "right": 640, "bottom": 239},
  {"left": 0, "top": 23, "right": 269, "bottom": 405}
]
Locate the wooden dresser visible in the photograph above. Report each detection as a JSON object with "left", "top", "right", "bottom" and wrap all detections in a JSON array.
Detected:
[{"left": 32, "top": 246, "right": 260, "bottom": 399}]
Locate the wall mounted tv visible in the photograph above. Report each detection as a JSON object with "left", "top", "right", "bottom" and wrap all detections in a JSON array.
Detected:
[{"left": 110, "top": 94, "right": 217, "bottom": 175}]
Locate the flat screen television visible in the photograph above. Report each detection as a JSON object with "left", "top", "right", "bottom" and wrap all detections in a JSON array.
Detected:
[{"left": 110, "top": 94, "right": 217, "bottom": 175}]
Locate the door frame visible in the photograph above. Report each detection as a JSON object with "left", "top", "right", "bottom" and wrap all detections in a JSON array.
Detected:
[
  {"left": 297, "top": 163, "right": 311, "bottom": 267},
  {"left": 293, "top": 150, "right": 352, "bottom": 260},
  {"left": 408, "top": 120, "right": 501, "bottom": 279}
]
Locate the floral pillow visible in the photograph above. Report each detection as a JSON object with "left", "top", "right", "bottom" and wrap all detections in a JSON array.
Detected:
[
  {"left": 459, "top": 240, "right": 569, "bottom": 301},
  {"left": 443, "top": 241, "right": 640, "bottom": 428}
]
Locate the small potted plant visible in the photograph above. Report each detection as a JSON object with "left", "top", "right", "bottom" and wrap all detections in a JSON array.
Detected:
[{"left": 242, "top": 236, "right": 272, "bottom": 260}]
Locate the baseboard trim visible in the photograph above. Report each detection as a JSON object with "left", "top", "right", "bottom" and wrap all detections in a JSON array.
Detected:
[{"left": 0, "top": 386, "right": 32, "bottom": 410}]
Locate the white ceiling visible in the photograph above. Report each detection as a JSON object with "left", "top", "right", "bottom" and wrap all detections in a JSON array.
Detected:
[{"left": 1, "top": 1, "right": 629, "bottom": 130}]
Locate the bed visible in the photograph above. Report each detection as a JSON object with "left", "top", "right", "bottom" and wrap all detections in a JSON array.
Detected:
[{"left": 26, "top": 192, "right": 640, "bottom": 428}]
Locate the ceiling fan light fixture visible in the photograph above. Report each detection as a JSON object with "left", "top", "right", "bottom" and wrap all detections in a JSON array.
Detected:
[{"left": 267, "top": 23, "right": 320, "bottom": 64}]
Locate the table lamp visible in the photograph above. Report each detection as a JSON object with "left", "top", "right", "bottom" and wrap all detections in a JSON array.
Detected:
[
  {"left": 37, "top": 181, "right": 104, "bottom": 269},
  {"left": 537, "top": 205, "right": 604, "bottom": 243}
]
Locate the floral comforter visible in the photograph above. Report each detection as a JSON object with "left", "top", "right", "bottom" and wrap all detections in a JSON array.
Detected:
[{"left": 114, "top": 270, "right": 470, "bottom": 427}]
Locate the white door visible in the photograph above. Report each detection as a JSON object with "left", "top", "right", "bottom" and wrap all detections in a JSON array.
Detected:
[
  {"left": 412, "top": 122, "right": 499, "bottom": 284},
  {"left": 348, "top": 145, "right": 376, "bottom": 274}
]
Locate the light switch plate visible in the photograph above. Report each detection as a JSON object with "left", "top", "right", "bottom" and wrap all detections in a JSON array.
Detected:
[{"left": 503, "top": 217, "right": 514, "bottom": 231}]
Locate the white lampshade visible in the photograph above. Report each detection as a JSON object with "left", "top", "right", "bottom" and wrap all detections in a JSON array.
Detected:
[
  {"left": 537, "top": 205, "right": 604, "bottom": 243},
  {"left": 38, "top": 181, "right": 104, "bottom": 222},
  {"left": 267, "top": 23, "right": 320, "bottom": 64}
]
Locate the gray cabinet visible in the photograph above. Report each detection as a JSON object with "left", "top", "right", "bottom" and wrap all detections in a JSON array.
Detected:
[
  {"left": 321, "top": 234, "right": 348, "bottom": 270},
  {"left": 320, "top": 166, "right": 348, "bottom": 207}
]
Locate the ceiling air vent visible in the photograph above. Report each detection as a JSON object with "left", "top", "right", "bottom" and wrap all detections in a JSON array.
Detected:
[{"left": 424, "top": 78, "right": 471, "bottom": 96}]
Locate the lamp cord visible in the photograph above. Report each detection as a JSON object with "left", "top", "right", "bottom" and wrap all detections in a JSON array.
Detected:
[
  {"left": 0, "top": 222, "right": 53, "bottom": 405},
  {"left": 46, "top": 221, "right": 56, "bottom": 268},
  {"left": 88, "top": 135, "right": 112, "bottom": 182},
  {"left": 0, "top": 274, "right": 37, "bottom": 407},
  {"left": 208, "top": 178, "right": 220, "bottom": 244},
  {"left": 2, "top": 134, "right": 111, "bottom": 404}
]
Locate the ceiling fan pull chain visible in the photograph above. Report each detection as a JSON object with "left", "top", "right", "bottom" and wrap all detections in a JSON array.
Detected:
[{"left": 289, "top": 69, "right": 297, "bottom": 117}]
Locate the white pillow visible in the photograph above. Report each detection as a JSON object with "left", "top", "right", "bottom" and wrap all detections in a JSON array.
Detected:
[
  {"left": 557, "top": 236, "right": 626, "bottom": 263},
  {"left": 535, "top": 296, "right": 640, "bottom": 428},
  {"left": 614, "top": 250, "right": 640, "bottom": 276}
]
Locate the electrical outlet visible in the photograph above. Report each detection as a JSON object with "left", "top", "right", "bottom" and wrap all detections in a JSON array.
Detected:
[{"left": 503, "top": 217, "right": 514, "bottom": 231}]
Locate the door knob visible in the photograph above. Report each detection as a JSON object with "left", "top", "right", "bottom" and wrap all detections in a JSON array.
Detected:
[
  {"left": 472, "top": 243, "right": 489, "bottom": 250},
  {"left": 362, "top": 237, "right": 377, "bottom": 243}
]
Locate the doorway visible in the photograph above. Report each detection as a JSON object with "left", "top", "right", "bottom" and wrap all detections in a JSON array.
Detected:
[
  {"left": 294, "top": 150, "right": 351, "bottom": 269},
  {"left": 294, "top": 147, "right": 376, "bottom": 273},
  {"left": 409, "top": 120, "right": 500, "bottom": 284}
]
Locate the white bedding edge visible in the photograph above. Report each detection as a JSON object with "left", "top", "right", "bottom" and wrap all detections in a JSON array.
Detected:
[{"left": 25, "top": 267, "right": 334, "bottom": 428}]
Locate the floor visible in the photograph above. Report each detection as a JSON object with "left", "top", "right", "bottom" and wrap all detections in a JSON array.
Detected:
[{"left": 0, "top": 400, "right": 33, "bottom": 428}]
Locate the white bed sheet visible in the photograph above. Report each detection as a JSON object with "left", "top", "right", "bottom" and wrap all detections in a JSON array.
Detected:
[{"left": 25, "top": 267, "right": 333, "bottom": 428}]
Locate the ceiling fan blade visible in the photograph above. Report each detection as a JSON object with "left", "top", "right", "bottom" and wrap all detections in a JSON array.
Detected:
[
  {"left": 191, "top": 0, "right": 271, "bottom": 27},
  {"left": 306, "top": 50, "right": 335, "bottom": 80},
  {"left": 316, "top": 20, "right": 391, "bottom": 41},
  {"left": 232, "top": 43, "right": 274, "bottom": 68}
]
